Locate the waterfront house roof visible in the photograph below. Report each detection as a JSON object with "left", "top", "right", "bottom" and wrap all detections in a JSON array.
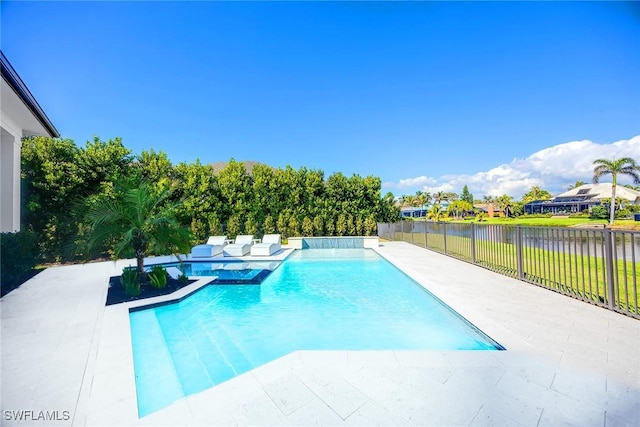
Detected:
[{"left": 553, "top": 183, "right": 640, "bottom": 204}]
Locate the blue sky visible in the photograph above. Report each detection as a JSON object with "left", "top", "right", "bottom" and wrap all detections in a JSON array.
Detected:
[{"left": 2, "top": 1, "right": 639, "bottom": 199}]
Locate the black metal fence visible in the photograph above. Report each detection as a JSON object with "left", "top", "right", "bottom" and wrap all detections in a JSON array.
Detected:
[{"left": 378, "top": 221, "right": 640, "bottom": 318}]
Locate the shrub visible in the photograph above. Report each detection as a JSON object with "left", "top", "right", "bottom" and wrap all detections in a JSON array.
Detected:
[
  {"left": 148, "top": 265, "right": 168, "bottom": 289},
  {"left": 615, "top": 208, "right": 631, "bottom": 219},
  {"left": 590, "top": 205, "right": 609, "bottom": 219},
  {"left": 1, "top": 230, "right": 40, "bottom": 288},
  {"left": 301, "top": 216, "right": 314, "bottom": 236},
  {"left": 120, "top": 267, "right": 141, "bottom": 296}
]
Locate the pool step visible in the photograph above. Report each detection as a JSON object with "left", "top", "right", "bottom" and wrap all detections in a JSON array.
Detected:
[
  {"left": 154, "top": 309, "right": 215, "bottom": 396},
  {"left": 197, "top": 318, "right": 255, "bottom": 384},
  {"left": 129, "top": 310, "right": 186, "bottom": 417}
]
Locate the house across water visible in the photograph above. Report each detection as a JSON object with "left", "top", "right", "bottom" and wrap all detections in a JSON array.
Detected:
[{"left": 523, "top": 183, "right": 640, "bottom": 215}]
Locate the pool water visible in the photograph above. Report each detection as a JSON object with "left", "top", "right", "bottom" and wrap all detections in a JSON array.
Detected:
[
  {"left": 130, "top": 249, "right": 502, "bottom": 417},
  {"left": 162, "top": 261, "right": 280, "bottom": 284}
]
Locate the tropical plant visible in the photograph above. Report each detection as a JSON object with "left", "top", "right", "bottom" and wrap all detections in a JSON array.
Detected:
[
  {"left": 433, "top": 191, "right": 448, "bottom": 205},
  {"left": 496, "top": 194, "right": 515, "bottom": 217},
  {"left": 84, "top": 180, "right": 191, "bottom": 275},
  {"left": 592, "top": 157, "right": 640, "bottom": 224},
  {"left": 448, "top": 200, "right": 473, "bottom": 219},
  {"left": 427, "top": 204, "right": 445, "bottom": 221},
  {"left": 148, "top": 265, "right": 168, "bottom": 289},
  {"left": 521, "top": 186, "right": 553, "bottom": 204},
  {"left": 120, "top": 267, "right": 141, "bottom": 296}
]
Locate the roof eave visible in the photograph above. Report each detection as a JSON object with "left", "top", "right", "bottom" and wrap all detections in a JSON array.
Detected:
[{"left": 0, "top": 50, "right": 60, "bottom": 138}]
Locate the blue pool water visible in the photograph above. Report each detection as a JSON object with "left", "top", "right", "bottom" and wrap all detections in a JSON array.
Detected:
[
  {"left": 162, "top": 261, "right": 280, "bottom": 283},
  {"left": 130, "top": 249, "right": 502, "bottom": 417}
]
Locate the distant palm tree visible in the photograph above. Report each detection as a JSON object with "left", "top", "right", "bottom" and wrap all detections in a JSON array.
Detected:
[
  {"left": 521, "top": 186, "right": 552, "bottom": 203},
  {"left": 482, "top": 195, "right": 497, "bottom": 204},
  {"left": 433, "top": 191, "right": 448, "bottom": 205},
  {"left": 568, "top": 181, "right": 585, "bottom": 190},
  {"left": 592, "top": 157, "right": 640, "bottom": 224},
  {"left": 85, "top": 181, "right": 192, "bottom": 275},
  {"left": 496, "top": 194, "right": 514, "bottom": 217},
  {"left": 415, "top": 191, "right": 431, "bottom": 218}
]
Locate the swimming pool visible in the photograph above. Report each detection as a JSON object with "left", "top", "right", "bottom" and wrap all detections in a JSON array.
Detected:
[{"left": 130, "top": 249, "right": 503, "bottom": 417}]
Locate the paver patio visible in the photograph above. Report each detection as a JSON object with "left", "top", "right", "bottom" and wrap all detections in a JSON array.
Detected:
[{"left": 1, "top": 241, "right": 638, "bottom": 426}]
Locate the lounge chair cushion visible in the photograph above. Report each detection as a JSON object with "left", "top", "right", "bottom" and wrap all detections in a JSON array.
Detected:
[
  {"left": 251, "top": 234, "right": 281, "bottom": 256},
  {"left": 223, "top": 235, "right": 254, "bottom": 257},
  {"left": 190, "top": 235, "right": 227, "bottom": 258}
]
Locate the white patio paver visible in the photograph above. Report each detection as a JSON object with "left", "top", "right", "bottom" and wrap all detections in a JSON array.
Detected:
[{"left": 1, "top": 241, "right": 638, "bottom": 426}]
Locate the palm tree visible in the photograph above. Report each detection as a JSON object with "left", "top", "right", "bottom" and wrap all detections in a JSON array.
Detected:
[
  {"left": 496, "top": 194, "right": 515, "bottom": 217},
  {"left": 482, "top": 195, "right": 497, "bottom": 204},
  {"left": 427, "top": 204, "right": 444, "bottom": 221},
  {"left": 592, "top": 157, "right": 640, "bottom": 224},
  {"left": 521, "top": 186, "right": 552, "bottom": 204},
  {"left": 415, "top": 191, "right": 431, "bottom": 218},
  {"left": 433, "top": 191, "right": 448, "bottom": 205},
  {"left": 568, "top": 181, "right": 585, "bottom": 190},
  {"left": 85, "top": 180, "right": 192, "bottom": 275}
]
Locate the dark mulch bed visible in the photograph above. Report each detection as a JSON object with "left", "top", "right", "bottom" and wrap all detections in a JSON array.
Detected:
[{"left": 106, "top": 276, "right": 196, "bottom": 306}]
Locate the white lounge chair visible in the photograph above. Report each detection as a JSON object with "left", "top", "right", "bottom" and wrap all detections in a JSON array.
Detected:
[
  {"left": 223, "top": 235, "right": 254, "bottom": 257},
  {"left": 190, "top": 235, "right": 228, "bottom": 258},
  {"left": 251, "top": 234, "right": 281, "bottom": 256}
]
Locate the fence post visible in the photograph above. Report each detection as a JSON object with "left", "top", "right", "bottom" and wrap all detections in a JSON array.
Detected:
[
  {"left": 425, "top": 222, "right": 428, "bottom": 249},
  {"left": 470, "top": 222, "right": 476, "bottom": 264},
  {"left": 604, "top": 228, "right": 616, "bottom": 309},
  {"left": 516, "top": 226, "right": 524, "bottom": 280},
  {"left": 443, "top": 222, "right": 447, "bottom": 254}
]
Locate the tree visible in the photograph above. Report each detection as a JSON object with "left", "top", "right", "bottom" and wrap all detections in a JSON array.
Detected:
[
  {"left": 433, "top": 191, "right": 448, "bottom": 205},
  {"left": 496, "top": 194, "right": 515, "bottom": 217},
  {"left": 312, "top": 215, "right": 324, "bottom": 236},
  {"left": 448, "top": 200, "right": 473, "bottom": 219},
  {"left": 302, "top": 216, "right": 314, "bottom": 236},
  {"left": 427, "top": 204, "right": 445, "bottom": 221},
  {"left": 263, "top": 215, "right": 276, "bottom": 234},
  {"left": 84, "top": 181, "right": 191, "bottom": 275},
  {"left": 521, "top": 186, "right": 553, "bottom": 204},
  {"left": 592, "top": 157, "right": 640, "bottom": 224},
  {"left": 378, "top": 192, "right": 401, "bottom": 223},
  {"left": 568, "top": 181, "right": 585, "bottom": 190},
  {"left": 460, "top": 185, "right": 474, "bottom": 205},
  {"left": 21, "top": 136, "right": 134, "bottom": 261},
  {"left": 482, "top": 195, "right": 497, "bottom": 204}
]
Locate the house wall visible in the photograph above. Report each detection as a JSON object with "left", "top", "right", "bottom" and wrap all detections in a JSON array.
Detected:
[{"left": 0, "top": 116, "right": 22, "bottom": 232}]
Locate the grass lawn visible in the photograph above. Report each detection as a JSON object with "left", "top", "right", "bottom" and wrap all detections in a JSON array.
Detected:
[{"left": 443, "top": 216, "right": 640, "bottom": 230}]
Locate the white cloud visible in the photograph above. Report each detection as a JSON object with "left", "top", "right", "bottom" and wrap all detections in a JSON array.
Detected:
[
  {"left": 383, "top": 135, "right": 640, "bottom": 199},
  {"left": 384, "top": 175, "right": 437, "bottom": 189}
]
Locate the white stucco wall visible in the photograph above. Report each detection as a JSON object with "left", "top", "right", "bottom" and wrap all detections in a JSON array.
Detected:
[{"left": 0, "top": 115, "right": 23, "bottom": 232}]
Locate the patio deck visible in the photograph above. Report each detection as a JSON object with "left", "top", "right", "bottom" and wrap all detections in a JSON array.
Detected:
[{"left": 1, "top": 241, "right": 638, "bottom": 426}]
